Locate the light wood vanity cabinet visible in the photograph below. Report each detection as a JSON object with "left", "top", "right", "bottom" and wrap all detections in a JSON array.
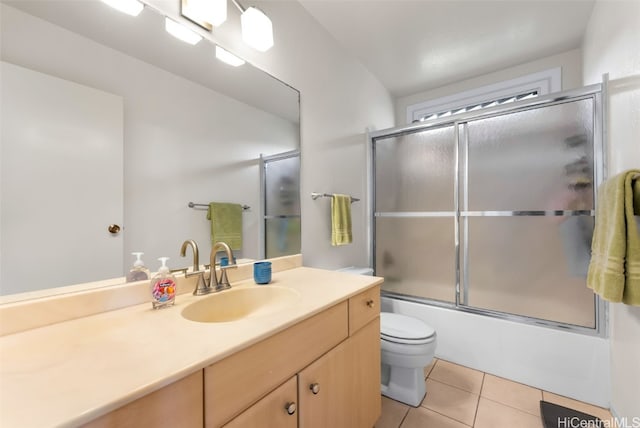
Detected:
[
  {"left": 223, "top": 376, "right": 298, "bottom": 428},
  {"left": 82, "top": 285, "right": 380, "bottom": 428},
  {"left": 82, "top": 371, "right": 203, "bottom": 428},
  {"left": 298, "top": 318, "right": 380, "bottom": 428},
  {"left": 207, "top": 285, "right": 381, "bottom": 428}
]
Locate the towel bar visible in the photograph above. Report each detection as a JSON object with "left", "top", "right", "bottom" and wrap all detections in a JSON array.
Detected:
[
  {"left": 188, "top": 202, "right": 250, "bottom": 210},
  {"left": 311, "top": 193, "right": 360, "bottom": 203}
]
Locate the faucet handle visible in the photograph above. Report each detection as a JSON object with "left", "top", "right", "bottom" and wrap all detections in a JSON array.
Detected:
[
  {"left": 185, "top": 269, "right": 204, "bottom": 278},
  {"left": 170, "top": 267, "right": 188, "bottom": 276}
]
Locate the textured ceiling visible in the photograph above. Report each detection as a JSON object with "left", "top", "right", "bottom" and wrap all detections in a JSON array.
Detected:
[{"left": 299, "top": 0, "right": 596, "bottom": 97}]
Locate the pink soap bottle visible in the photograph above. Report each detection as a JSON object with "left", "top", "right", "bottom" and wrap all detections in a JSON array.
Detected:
[{"left": 150, "top": 257, "right": 176, "bottom": 309}]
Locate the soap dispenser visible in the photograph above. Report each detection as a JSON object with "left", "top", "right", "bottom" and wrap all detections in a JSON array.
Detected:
[
  {"left": 150, "top": 257, "right": 177, "bottom": 309},
  {"left": 126, "top": 252, "right": 151, "bottom": 282}
]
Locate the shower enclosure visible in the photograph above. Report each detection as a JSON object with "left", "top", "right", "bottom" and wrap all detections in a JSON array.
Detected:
[
  {"left": 261, "top": 151, "right": 301, "bottom": 259},
  {"left": 370, "top": 85, "right": 605, "bottom": 334}
]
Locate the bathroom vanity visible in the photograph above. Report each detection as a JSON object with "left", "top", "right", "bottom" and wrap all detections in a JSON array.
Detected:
[{"left": 0, "top": 259, "right": 382, "bottom": 428}]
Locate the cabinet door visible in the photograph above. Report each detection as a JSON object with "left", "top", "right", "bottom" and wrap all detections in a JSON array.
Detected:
[
  {"left": 298, "top": 317, "right": 381, "bottom": 428},
  {"left": 298, "top": 339, "right": 351, "bottom": 428},
  {"left": 349, "top": 317, "right": 382, "bottom": 428},
  {"left": 224, "top": 376, "right": 298, "bottom": 428}
]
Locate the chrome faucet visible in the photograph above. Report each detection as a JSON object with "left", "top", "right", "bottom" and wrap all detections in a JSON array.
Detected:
[
  {"left": 179, "top": 239, "right": 208, "bottom": 295},
  {"left": 208, "top": 241, "right": 237, "bottom": 292}
]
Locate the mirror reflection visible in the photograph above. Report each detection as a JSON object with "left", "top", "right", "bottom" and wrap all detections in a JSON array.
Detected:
[{"left": 0, "top": 0, "right": 301, "bottom": 298}]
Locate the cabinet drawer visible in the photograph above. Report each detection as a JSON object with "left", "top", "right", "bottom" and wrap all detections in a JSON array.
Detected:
[
  {"left": 223, "top": 376, "right": 297, "bottom": 428},
  {"left": 205, "top": 301, "right": 348, "bottom": 428},
  {"left": 348, "top": 285, "right": 380, "bottom": 335},
  {"left": 82, "top": 371, "right": 203, "bottom": 428}
]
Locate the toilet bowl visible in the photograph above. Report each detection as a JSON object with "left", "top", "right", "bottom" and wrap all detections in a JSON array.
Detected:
[
  {"left": 380, "top": 312, "right": 436, "bottom": 407},
  {"left": 336, "top": 267, "right": 437, "bottom": 407}
]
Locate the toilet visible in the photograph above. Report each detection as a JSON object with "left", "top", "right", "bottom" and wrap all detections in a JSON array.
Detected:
[
  {"left": 380, "top": 312, "right": 436, "bottom": 406},
  {"left": 338, "top": 267, "right": 437, "bottom": 407}
]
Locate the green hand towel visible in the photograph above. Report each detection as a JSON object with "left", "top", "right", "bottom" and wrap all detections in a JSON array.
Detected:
[
  {"left": 207, "top": 202, "right": 243, "bottom": 251},
  {"left": 331, "top": 194, "right": 352, "bottom": 246},
  {"left": 587, "top": 169, "right": 640, "bottom": 305}
]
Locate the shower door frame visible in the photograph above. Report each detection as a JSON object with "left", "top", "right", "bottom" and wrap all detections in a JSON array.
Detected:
[
  {"left": 260, "top": 150, "right": 301, "bottom": 260},
  {"left": 368, "top": 83, "right": 607, "bottom": 337}
]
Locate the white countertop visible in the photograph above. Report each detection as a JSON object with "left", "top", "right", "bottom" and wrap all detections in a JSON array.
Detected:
[{"left": 0, "top": 267, "right": 382, "bottom": 428}]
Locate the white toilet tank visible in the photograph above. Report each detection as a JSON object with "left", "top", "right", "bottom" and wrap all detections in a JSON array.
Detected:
[{"left": 337, "top": 266, "right": 373, "bottom": 276}]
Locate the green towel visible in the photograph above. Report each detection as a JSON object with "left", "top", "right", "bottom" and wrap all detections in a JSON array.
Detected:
[
  {"left": 207, "top": 202, "right": 243, "bottom": 251},
  {"left": 587, "top": 169, "right": 640, "bottom": 305},
  {"left": 331, "top": 194, "right": 352, "bottom": 246}
]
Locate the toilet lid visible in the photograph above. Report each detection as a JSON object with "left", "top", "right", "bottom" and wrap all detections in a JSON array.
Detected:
[{"left": 381, "top": 312, "right": 435, "bottom": 343}]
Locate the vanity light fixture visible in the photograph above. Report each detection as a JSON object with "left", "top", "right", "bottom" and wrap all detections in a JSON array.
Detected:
[
  {"left": 192, "top": 0, "right": 227, "bottom": 26},
  {"left": 239, "top": 6, "right": 274, "bottom": 52},
  {"left": 215, "top": 46, "right": 246, "bottom": 67},
  {"left": 101, "top": 0, "right": 144, "bottom": 16},
  {"left": 165, "top": 17, "right": 203, "bottom": 45},
  {"left": 182, "top": 0, "right": 275, "bottom": 52},
  {"left": 182, "top": 0, "right": 226, "bottom": 29}
]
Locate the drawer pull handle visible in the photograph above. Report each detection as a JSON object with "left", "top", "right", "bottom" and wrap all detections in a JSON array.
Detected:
[
  {"left": 366, "top": 299, "right": 375, "bottom": 308},
  {"left": 310, "top": 382, "right": 320, "bottom": 394},
  {"left": 285, "top": 402, "right": 297, "bottom": 415}
]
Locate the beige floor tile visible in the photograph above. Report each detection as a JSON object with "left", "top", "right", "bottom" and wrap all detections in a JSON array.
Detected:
[
  {"left": 481, "top": 374, "right": 542, "bottom": 416},
  {"left": 542, "top": 391, "right": 612, "bottom": 422},
  {"left": 424, "top": 358, "right": 438, "bottom": 379},
  {"left": 428, "top": 359, "right": 484, "bottom": 394},
  {"left": 400, "top": 406, "right": 471, "bottom": 428},
  {"left": 475, "top": 397, "right": 543, "bottom": 428},
  {"left": 375, "top": 396, "right": 410, "bottom": 428},
  {"left": 421, "top": 379, "right": 479, "bottom": 426}
]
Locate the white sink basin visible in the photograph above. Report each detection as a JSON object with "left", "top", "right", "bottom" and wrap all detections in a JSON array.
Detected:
[{"left": 181, "top": 286, "right": 300, "bottom": 323}]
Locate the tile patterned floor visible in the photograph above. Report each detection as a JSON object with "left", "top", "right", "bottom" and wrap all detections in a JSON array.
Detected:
[{"left": 375, "top": 359, "right": 612, "bottom": 428}]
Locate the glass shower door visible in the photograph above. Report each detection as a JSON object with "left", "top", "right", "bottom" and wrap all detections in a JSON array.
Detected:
[
  {"left": 460, "top": 98, "right": 597, "bottom": 327},
  {"left": 374, "top": 125, "right": 457, "bottom": 302},
  {"left": 262, "top": 152, "right": 301, "bottom": 259}
]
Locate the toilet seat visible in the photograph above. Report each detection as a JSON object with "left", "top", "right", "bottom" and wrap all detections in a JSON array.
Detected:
[{"left": 381, "top": 312, "right": 436, "bottom": 345}]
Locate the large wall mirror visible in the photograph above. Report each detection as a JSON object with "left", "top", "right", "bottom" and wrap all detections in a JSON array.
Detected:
[{"left": 0, "top": 0, "right": 301, "bottom": 299}]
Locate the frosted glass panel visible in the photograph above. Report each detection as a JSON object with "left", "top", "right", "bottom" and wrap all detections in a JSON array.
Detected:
[
  {"left": 265, "top": 156, "right": 300, "bottom": 216},
  {"left": 375, "top": 126, "right": 455, "bottom": 212},
  {"left": 376, "top": 217, "right": 455, "bottom": 302},
  {"left": 466, "top": 99, "right": 594, "bottom": 211},
  {"left": 464, "top": 216, "right": 595, "bottom": 327},
  {"left": 265, "top": 218, "right": 301, "bottom": 258}
]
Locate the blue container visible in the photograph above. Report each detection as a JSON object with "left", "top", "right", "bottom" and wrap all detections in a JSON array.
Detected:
[
  {"left": 253, "top": 261, "right": 272, "bottom": 284},
  {"left": 220, "top": 256, "right": 236, "bottom": 267}
]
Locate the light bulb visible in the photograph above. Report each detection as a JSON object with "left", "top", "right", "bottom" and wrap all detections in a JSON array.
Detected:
[
  {"left": 190, "top": 0, "right": 227, "bottom": 27},
  {"left": 165, "top": 18, "right": 203, "bottom": 45},
  {"left": 101, "top": 0, "right": 144, "bottom": 17},
  {"left": 241, "top": 7, "right": 274, "bottom": 52},
  {"left": 216, "top": 46, "right": 246, "bottom": 67}
]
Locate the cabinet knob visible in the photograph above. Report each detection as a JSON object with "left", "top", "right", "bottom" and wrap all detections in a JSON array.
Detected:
[
  {"left": 310, "top": 382, "right": 320, "bottom": 394},
  {"left": 366, "top": 299, "right": 375, "bottom": 308},
  {"left": 285, "top": 402, "right": 297, "bottom": 415},
  {"left": 108, "top": 224, "right": 121, "bottom": 234}
]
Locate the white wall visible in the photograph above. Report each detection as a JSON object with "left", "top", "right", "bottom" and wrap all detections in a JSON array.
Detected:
[
  {"left": 582, "top": 0, "right": 640, "bottom": 419},
  {"left": 148, "top": 0, "right": 396, "bottom": 270},
  {"left": 1, "top": 5, "right": 298, "bottom": 273},
  {"left": 395, "top": 48, "right": 583, "bottom": 125}
]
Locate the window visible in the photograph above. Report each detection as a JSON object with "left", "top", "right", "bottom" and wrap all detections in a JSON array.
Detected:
[{"left": 406, "top": 67, "right": 561, "bottom": 124}]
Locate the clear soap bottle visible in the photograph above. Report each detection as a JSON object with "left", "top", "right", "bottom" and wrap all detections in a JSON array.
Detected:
[
  {"left": 150, "top": 257, "right": 177, "bottom": 309},
  {"left": 126, "top": 252, "right": 151, "bottom": 282}
]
